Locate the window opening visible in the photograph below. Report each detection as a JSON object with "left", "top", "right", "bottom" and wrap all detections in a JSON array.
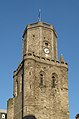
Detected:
[
  {"left": 45, "top": 42, "right": 48, "bottom": 46},
  {"left": 40, "top": 74, "right": 43, "bottom": 85},
  {"left": 33, "top": 34, "right": 35, "bottom": 37},
  {"left": 52, "top": 74, "right": 57, "bottom": 88}
]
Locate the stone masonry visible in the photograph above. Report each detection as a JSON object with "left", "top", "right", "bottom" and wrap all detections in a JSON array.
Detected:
[{"left": 7, "top": 22, "right": 70, "bottom": 119}]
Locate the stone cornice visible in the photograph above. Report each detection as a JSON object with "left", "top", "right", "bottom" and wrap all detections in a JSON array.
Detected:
[{"left": 13, "top": 52, "right": 68, "bottom": 78}]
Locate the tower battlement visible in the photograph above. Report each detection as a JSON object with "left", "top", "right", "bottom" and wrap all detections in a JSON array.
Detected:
[{"left": 13, "top": 52, "right": 68, "bottom": 78}]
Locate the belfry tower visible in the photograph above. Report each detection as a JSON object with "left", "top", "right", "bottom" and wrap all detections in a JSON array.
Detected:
[{"left": 7, "top": 22, "right": 70, "bottom": 119}]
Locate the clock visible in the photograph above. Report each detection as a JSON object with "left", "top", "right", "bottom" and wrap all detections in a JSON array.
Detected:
[
  {"left": 2, "top": 114, "right": 5, "bottom": 119},
  {"left": 44, "top": 47, "right": 50, "bottom": 54}
]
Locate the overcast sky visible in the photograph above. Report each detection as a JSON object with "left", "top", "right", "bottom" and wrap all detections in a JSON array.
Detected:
[{"left": 0, "top": 0, "right": 79, "bottom": 119}]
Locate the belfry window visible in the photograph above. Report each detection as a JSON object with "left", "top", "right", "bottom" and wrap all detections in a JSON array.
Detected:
[
  {"left": 39, "top": 71, "right": 45, "bottom": 86},
  {"left": 43, "top": 41, "right": 50, "bottom": 49},
  {"left": 52, "top": 73, "right": 58, "bottom": 88},
  {"left": 23, "top": 115, "right": 36, "bottom": 119},
  {"left": 52, "top": 76, "right": 56, "bottom": 88},
  {"left": 45, "top": 42, "right": 48, "bottom": 46},
  {"left": 40, "top": 74, "right": 43, "bottom": 85}
]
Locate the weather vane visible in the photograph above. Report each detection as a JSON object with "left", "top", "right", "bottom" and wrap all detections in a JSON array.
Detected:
[{"left": 38, "top": 9, "right": 41, "bottom": 22}]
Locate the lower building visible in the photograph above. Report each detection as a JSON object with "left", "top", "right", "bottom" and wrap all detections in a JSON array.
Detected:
[
  {"left": 7, "top": 98, "right": 14, "bottom": 119},
  {"left": 0, "top": 109, "right": 7, "bottom": 119}
]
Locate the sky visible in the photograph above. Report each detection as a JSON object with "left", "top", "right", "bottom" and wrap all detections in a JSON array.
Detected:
[{"left": 0, "top": 0, "right": 79, "bottom": 119}]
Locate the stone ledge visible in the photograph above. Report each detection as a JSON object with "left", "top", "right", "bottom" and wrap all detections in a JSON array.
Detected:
[
  {"left": 13, "top": 53, "right": 68, "bottom": 77},
  {"left": 24, "top": 52, "right": 68, "bottom": 66}
]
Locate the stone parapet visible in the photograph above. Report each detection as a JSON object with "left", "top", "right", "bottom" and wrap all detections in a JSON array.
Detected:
[
  {"left": 13, "top": 52, "right": 68, "bottom": 78},
  {"left": 23, "top": 52, "right": 68, "bottom": 68}
]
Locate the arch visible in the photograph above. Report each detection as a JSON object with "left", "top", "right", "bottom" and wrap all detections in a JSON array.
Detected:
[
  {"left": 23, "top": 115, "right": 37, "bottom": 119},
  {"left": 51, "top": 73, "right": 58, "bottom": 88},
  {"left": 39, "top": 71, "right": 45, "bottom": 86},
  {"left": 43, "top": 40, "right": 50, "bottom": 48}
]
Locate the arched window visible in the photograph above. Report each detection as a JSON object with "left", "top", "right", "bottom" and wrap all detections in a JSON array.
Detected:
[
  {"left": 23, "top": 115, "right": 36, "bottom": 119},
  {"left": 40, "top": 73, "right": 43, "bottom": 85},
  {"left": 43, "top": 41, "right": 50, "bottom": 48},
  {"left": 52, "top": 75, "right": 56, "bottom": 88},
  {"left": 39, "top": 71, "right": 45, "bottom": 86},
  {"left": 52, "top": 73, "right": 58, "bottom": 88}
]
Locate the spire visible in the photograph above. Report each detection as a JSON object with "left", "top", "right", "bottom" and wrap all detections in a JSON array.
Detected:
[
  {"left": 60, "top": 54, "right": 65, "bottom": 63},
  {"left": 38, "top": 9, "right": 41, "bottom": 22}
]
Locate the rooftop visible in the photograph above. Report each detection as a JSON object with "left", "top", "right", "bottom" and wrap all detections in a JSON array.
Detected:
[{"left": 0, "top": 109, "right": 7, "bottom": 113}]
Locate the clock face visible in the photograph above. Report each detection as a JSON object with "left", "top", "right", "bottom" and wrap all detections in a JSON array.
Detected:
[
  {"left": 2, "top": 114, "right": 5, "bottom": 119},
  {"left": 44, "top": 47, "right": 50, "bottom": 54}
]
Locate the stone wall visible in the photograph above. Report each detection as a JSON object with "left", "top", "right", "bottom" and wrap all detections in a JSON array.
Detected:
[
  {"left": 7, "top": 98, "right": 14, "bottom": 119},
  {"left": 22, "top": 55, "right": 69, "bottom": 119}
]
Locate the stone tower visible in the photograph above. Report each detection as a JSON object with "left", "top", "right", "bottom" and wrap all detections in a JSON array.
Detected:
[{"left": 7, "top": 22, "right": 70, "bottom": 119}]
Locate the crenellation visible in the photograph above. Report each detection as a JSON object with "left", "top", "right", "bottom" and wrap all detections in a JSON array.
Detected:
[{"left": 23, "top": 53, "right": 68, "bottom": 68}]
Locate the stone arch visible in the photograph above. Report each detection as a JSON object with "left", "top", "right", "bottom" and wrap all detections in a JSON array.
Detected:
[
  {"left": 43, "top": 40, "right": 51, "bottom": 51},
  {"left": 51, "top": 73, "right": 58, "bottom": 88},
  {"left": 39, "top": 71, "right": 45, "bottom": 86},
  {"left": 23, "top": 115, "right": 37, "bottom": 119}
]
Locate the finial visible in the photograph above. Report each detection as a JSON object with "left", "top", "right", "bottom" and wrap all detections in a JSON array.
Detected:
[
  {"left": 61, "top": 53, "right": 63, "bottom": 56},
  {"left": 38, "top": 9, "right": 41, "bottom": 22},
  {"left": 60, "top": 53, "right": 65, "bottom": 63}
]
